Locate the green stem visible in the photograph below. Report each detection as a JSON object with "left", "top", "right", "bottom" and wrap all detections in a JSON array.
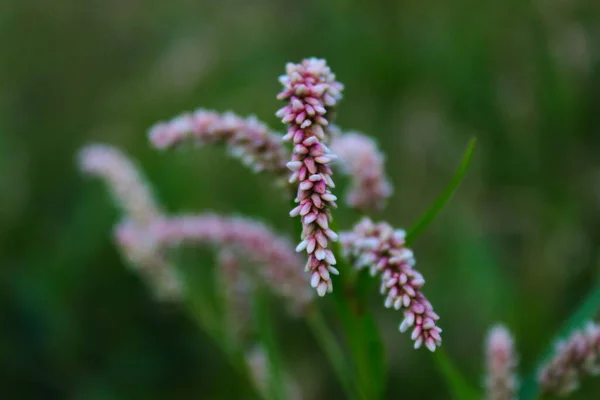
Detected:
[
  {"left": 329, "top": 232, "right": 386, "bottom": 400},
  {"left": 183, "top": 288, "right": 267, "bottom": 400},
  {"left": 288, "top": 194, "right": 369, "bottom": 399},
  {"left": 253, "top": 290, "right": 287, "bottom": 400},
  {"left": 431, "top": 348, "right": 480, "bottom": 400},
  {"left": 289, "top": 176, "right": 385, "bottom": 398},
  {"left": 305, "top": 306, "right": 362, "bottom": 400}
]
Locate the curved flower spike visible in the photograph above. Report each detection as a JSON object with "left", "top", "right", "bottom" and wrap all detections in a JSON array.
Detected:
[
  {"left": 79, "top": 144, "right": 182, "bottom": 300},
  {"left": 78, "top": 144, "right": 161, "bottom": 224},
  {"left": 149, "top": 109, "right": 290, "bottom": 181},
  {"left": 341, "top": 218, "right": 441, "bottom": 351},
  {"left": 137, "top": 214, "right": 313, "bottom": 312},
  {"left": 217, "top": 250, "right": 253, "bottom": 341}
]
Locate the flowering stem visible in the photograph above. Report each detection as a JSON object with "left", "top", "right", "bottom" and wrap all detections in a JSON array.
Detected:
[
  {"left": 288, "top": 195, "right": 368, "bottom": 399},
  {"left": 432, "top": 348, "right": 479, "bottom": 400},
  {"left": 253, "top": 290, "right": 287, "bottom": 400},
  {"left": 182, "top": 274, "right": 267, "bottom": 400},
  {"left": 306, "top": 306, "right": 362, "bottom": 399},
  {"left": 329, "top": 226, "right": 386, "bottom": 400},
  {"left": 286, "top": 169, "right": 382, "bottom": 399}
]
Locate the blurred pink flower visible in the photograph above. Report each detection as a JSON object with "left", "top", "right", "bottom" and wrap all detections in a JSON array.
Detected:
[
  {"left": 341, "top": 218, "right": 441, "bottom": 351},
  {"left": 217, "top": 250, "right": 254, "bottom": 341},
  {"left": 114, "top": 219, "right": 182, "bottom": 300},
  {"left": 538, "top": 322, "right": 600, "bottom": 395},
  {"left": 485, "top": 325, "right": 518, "bottom": 400},
  {"left": 79, "top": 144, "right": 182, "bottom": 300},
  {"left": 78, "top": 144, "right": 161, "bottom": 225},
  {"left": 330, "top": 131, "right": 392, "bottom": 211},
  {"left": 134, "top": 213, "right": 313, "bottom": 311},
  {"left": 277, "top": 58, "right": 343, "bottom": 296},
  {"left": 245, "top": 345, "right": 302, "bottom": 400},
  {"left": 148, "top": 109, "right": 289, "bottom": 180}
]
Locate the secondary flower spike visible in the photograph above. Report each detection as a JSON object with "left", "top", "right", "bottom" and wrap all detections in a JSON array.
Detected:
[
  {"left": 140, "top": 213, "right": 312, "bottom": 311},
  {"left": 341, "top": 218, "right": 442, "bottom": 351},
  {"left": 217, "top": 250, "right": 253, "bottom": 341},
  {"left": 330, "top": 131, "right": 392, "bottom": 211},
  {"left": 148, "top": 109, "right": 290, "bottom": 181},
  {"left": 79, "top": 144, "right": 182, "bottom": 300},
  {"left": 114, "top": 219, "right": 182, "bottom": 300},
  {"left": 246, "top": 345, "right": 302, "bottom": 400},
  {"left": 538, "top": 322, "right": 600, "bottom": 395},
  {"left": 277, "top": 58, "right": 344, "bottom": 297},
  {"left": 485, "top": 325, "right": 518, "bottom": 400},
  {"left": 78, "top": 144, "right": 161, "bottom": 224}
]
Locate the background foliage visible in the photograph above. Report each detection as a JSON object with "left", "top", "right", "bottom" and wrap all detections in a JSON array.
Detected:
[{"left": 2, "top": 0, "right": 600, "bottom": 398}]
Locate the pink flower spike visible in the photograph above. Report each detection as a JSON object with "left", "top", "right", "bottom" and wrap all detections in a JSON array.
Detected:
[
  {"left": 148, "top": 109, "right": 290, "bottom": 183},
  {"left": 485, "top": 325, "right": 518, "bottom": 400},
  {"left": 114, "top": 219, "right": 182, "bottom": 301},
  {"left": 79, "top": 145, "right": 182, "bottom": 301},
  {"left": 146, "top": 213, "right": 313, "bottom": 312},
  {"left": 341, "top": 217, "right": 441, "bottom": 351},
  {"left": 216, "top": 250, "right": 253, "bottom": 341},
  {"left": 538, "top": 322, "right": 600, "bottom": 395},
  {"left": 278, "top": 58, "right": 344, "bottom": 296},
  {"left": 78, "top": 144, "right": 161, "bottom": 225},
  {"left": 330, "top": 131, "right": 392, "bottom": 212}
]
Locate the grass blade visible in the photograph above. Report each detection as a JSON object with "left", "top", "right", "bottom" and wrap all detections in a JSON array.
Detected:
[
  {"left": 402, "top": 138, "right": 479, "bottom": 399},
  {"left": 406, "top": 137, "right": 477, "bottom": 243}
]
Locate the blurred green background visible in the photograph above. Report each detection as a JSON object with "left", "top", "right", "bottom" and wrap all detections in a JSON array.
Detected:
[{"left": 2, "top": 0, "right": 600, "bottom": 398}]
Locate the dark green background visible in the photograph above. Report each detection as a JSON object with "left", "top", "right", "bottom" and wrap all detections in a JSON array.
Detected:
[{"left": 2, "top": 0, "right": 600, "bottom": 398}]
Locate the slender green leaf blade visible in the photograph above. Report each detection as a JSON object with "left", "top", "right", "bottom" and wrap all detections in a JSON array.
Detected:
[
  {"left": 417, "top": 139, "right": 480, "bottom": 399},
  {"left": 406, "top": 137, "right": 477, "bottom": 244}
]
